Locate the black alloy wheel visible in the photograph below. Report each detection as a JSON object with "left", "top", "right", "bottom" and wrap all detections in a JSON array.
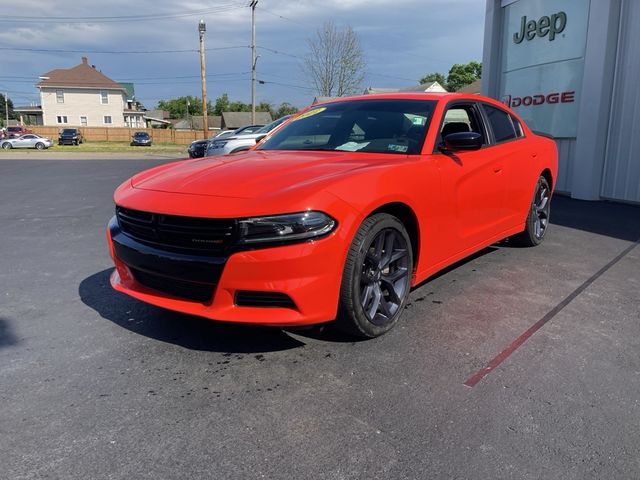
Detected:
[
  {"left": 2, "top": 142, "right": 11, "bottom": 149},
  {"left": 337, "top": 213, "right": 413, "bottom": 338},
  {"left": 511, "top": 176, "right": 551, "bottom": 247}
]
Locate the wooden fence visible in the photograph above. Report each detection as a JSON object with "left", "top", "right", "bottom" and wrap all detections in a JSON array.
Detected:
[{"left": 28, "top": 126, "right": 207, "bottom": 145}]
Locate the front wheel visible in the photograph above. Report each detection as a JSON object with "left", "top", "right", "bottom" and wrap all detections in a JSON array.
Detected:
[
  {"left": 335, "top": 213, "right": 413, "bottom": 338},
  {"left": 511, "top": 176, "right": 551, "bottom": 247},
  {"left": 2, "top": 142, "right": 11, "bottom": 150}
]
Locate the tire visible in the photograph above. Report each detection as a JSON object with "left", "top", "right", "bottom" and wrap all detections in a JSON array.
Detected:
[
  {"left": 35, "top": 142, "right": 44, "bottom": 150},
  {"left": 74, "top": 140, "right": 78, "bottom": 146},
  {"left": 511, "top": 176, "right": 551, "bottom": 247},
  {"left": 335, "top": 213, "right": 413, "bottom": 338},
  {"left": 2, "top": 142, "right": 11, "bottom": 150}
]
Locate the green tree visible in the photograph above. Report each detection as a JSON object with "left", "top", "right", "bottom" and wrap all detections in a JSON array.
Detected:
[
  {"left": 446, "top": 61, "right": 482, "bottom": 92},
  {"left": 0, "top": 94, "right": 16, "bottom": 127},
  {"left": 157, "top": 96, "right": 211, "bottom": 118},
  {"left": 419, "top": 72, "right": 447, "bottom": 88},
  {"left": 274, "top": 102, "right": 298, "bottom": 118}
]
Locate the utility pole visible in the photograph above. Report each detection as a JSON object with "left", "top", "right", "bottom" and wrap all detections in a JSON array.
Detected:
[
  {"left": 4, "top": 93, "right": 8, "bottom": 127},
  {"left": 198, "top": 19, "right": 209, "bottom": 138},
  {"left": 250, "top": 0, "right": 258, "bottom": 124}
]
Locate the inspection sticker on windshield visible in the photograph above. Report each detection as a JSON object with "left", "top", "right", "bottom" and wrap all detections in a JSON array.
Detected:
[
  {"left": 293, "top": 107, "right": 326, "bottom": 121},
  {"left": 412, "top": 116, "right": 427, "bottom": 126},
  {"left": 388, "top": 144, "right": 408, "bottom": 153}
]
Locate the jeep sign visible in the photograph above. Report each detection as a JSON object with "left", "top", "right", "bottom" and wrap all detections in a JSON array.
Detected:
[
  {"left": 513, "top": 11, "right": 567, "bottom": 44},
  {"left": 499, "top": 0, "right": 590, "bottom": 137}
]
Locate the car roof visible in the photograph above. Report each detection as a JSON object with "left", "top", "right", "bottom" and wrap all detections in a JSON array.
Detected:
[{"left": 313, "top": 92, "right": 503, "bottom": 106}]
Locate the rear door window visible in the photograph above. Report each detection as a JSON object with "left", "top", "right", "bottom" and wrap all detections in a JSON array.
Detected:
[{"left": 482, "top": 104, "right": 517, "bottom": 143}]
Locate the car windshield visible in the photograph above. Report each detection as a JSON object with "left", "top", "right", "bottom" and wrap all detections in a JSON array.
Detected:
[
  {"left": 255, "top": 115, "right": 291, "bottom": 134},
  {"left": 134, "top": 133, "right": 148, "bottom": 138},
  {"left": 62, "top": 129, "right": 76, "bottom": 134},
  {"left": 258, "top": 99, "right": 436, "bottom": 155}
]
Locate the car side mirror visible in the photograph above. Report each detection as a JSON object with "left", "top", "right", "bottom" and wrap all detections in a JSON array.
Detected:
[{"left": 440, "top": 132, "right": 482, "bottom": 152}]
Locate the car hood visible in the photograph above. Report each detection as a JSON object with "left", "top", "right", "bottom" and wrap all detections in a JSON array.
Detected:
[{"left": 131, "top": 150, "right": 402, "bottom": 199}]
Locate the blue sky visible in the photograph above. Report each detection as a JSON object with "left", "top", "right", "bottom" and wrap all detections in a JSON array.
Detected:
[{"left": 0, "top": 0, "right": 485, "bottom": 111}]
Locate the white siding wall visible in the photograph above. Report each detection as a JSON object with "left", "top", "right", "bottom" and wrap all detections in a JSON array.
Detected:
[
  {"left": 601, "top": 0, "right": 640, "bottom": 203},
  {"left": 40, "top": 88, "right": 125, "bottom": 127}
]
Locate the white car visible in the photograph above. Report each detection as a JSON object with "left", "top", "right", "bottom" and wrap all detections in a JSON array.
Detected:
[
  {"left": 205, "top": 115, "right": 292, "bottom": 157},
  {"left": 1, "top": 134, "right": 54, "bottom": 150}
]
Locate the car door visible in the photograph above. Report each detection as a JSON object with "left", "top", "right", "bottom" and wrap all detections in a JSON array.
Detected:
[
  {"left": 433, "top": 102, "right": 509, "bottom": 257},
  {"left": 22, "top": 135, "right": 38, "bottom": 148},
  {"left": 14, "top": 135, "right": 31, "bottom": 148}
]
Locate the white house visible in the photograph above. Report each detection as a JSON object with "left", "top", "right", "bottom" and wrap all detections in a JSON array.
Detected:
[{"left": 36, "top": 57, "right": 144, "bottom": 128}]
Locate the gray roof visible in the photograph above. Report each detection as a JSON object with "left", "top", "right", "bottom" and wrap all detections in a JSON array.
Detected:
[
  {"left": 173, "top": 116, "right": 222, "bottom": 130},
  {"left": 221, "top": 111, "right": 272, "bottom": 129},
  {"left": 456, "top": 79, "right": 482, "bottom": 94}
]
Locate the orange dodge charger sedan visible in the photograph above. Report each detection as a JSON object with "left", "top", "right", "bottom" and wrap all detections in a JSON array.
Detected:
[{"left": 107, "top": 93, "right": 558, "bottom": 337}]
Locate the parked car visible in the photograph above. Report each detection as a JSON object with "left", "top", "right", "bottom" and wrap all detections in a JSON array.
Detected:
[
  {"left": 131, "top": 131, "right": 152, "bottom": 147},
  {"left": 6, "top": 126, "right": 32, "bottom": 138},
  {"left": 231, "top": 124, "right": 265, "bottom": 135},
  {"left": 187, "top": 139, "right": 209, "bottom": 158},
  {"left": 107, "top": 93, "right": 557, "bottom": 338},
  {"left": 205, "top": 115, "right": 292, "bottom": 157},
  {"left": 213, "top": 130, "right": 237, "bottom": 139},
  {"left": 58, "top": 128, "right": 83, "bottom": 145},
  {"left": 1, "top": 134, "right": 53, "bottom": 150}
]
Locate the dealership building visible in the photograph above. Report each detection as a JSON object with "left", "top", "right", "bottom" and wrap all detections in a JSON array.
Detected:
[{"left": 482, "top": 0, "right": 639, "bottom": 203}]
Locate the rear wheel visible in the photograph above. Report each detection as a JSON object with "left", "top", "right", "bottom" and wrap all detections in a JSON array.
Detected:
[
  {"left": 2, "top": 142, "right": 11, "bottom": 150},
  {"left": 336, "top": 213, "right": 413, "bottom": 338},
  {"left": 511, "top": 176, "right": 551, "bottom": 247},
  {"left": 35, "top": 142, "right": 45, "bottom": 150}
]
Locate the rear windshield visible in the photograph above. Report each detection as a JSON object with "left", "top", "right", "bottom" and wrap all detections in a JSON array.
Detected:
[
  {"left": 258, "top": 99, "right": 436, "bottom": 155},
  {"left": 8, "top": 127, "right": 21, "bottom": 132}
]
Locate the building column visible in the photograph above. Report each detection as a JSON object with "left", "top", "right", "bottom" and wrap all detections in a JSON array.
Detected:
[{"left": 570, "top": 0, "right": 621, "bottom": 200}]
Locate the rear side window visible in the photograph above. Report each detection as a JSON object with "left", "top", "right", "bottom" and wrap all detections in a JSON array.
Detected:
[
  {"left": 483, "top": 104, "right": 516, "bottom": 143},
  {"left": 511, "top": 115, "right": 524, "bottom": 138}
]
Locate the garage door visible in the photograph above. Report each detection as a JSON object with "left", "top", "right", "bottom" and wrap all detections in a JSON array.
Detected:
[{"left": 601, "top": 0, "right": 640, "bottom": 203}]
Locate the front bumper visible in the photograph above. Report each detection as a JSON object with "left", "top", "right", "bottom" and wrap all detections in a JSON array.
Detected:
[{"left": 107, "top": 216, "right": 348, "bottom": 326}]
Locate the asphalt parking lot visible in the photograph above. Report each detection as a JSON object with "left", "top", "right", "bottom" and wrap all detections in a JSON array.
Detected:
[{"left": 1, "top": 157, "right": 639, "bottom": 480}]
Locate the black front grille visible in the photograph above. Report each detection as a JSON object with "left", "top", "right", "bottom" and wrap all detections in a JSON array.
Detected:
[
  {"left": 131, "top": 268, "right": 215, "bottom": 302},
  {"left": 235, "top": 291, "right": 297, "bottom": 309},
  {"left": 116, "top": 207, "right": 236, "bottom": 253}
]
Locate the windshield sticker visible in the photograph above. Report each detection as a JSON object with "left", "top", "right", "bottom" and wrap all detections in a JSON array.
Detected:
[
  {"left": 336, "top": 141, "right": 370, "bottom": 152},
  {"left": 388, "top": 144, "right": 408, "bottom": 153},
  {"left": 412, "top": 116, "right": 427, "bottom": 126},
  {"left": 293, "top": 107, "right": 326, "bottom": 121}
]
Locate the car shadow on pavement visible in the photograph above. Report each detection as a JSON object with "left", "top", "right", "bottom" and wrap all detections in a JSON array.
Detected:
[
  {"left": 550, "top": 195, "right": 640, "bottom": 242},
  {"left": 79, "top": 269, "right": 306, "bottom": 353},
  {"left": 0, "top": 318, "right": 19, "bottom": 349}
]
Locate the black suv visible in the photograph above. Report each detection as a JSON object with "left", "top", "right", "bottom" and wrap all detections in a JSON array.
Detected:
[{"left": 58, "top": 128, "right": 84, "bottom": 145}]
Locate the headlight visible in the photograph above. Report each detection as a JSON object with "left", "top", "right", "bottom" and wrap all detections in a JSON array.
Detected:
[{"left": 238, "top": 211, "right": 336, "bottom": 245}]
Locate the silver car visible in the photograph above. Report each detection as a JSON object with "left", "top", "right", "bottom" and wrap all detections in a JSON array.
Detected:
[
  {"left": 205, "top": 116, "right": 292, "bottom": 157},
  {"left": 1, "top": 134, "right": 54, "bottom": 150}
]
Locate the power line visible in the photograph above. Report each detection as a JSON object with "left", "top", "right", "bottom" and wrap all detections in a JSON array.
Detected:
[
  {"left": 258, "top": 80, "right": 313, "bottom": 91},
  {"left": 0, "top": 3, "right": 248, "bottom": 24},
  {"left": 0, "top": 46, "right": 248, "bottom": 54}
]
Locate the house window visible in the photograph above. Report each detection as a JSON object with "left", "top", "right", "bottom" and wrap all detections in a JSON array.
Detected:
[
  {"left": 56, "top": 90, "right": 64, "bottom": 103},
  {"left": 103, "top": 115, "right": 112, "bottom": 125},
  {"left": 101, "top": 91, "right": 109, "bottom": 104},
  {"left": 56, "top": 116, "right": 68, "bottom": 124},
  {"left": 80, "top": 116, "right": 87, "bottom": 126}
]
